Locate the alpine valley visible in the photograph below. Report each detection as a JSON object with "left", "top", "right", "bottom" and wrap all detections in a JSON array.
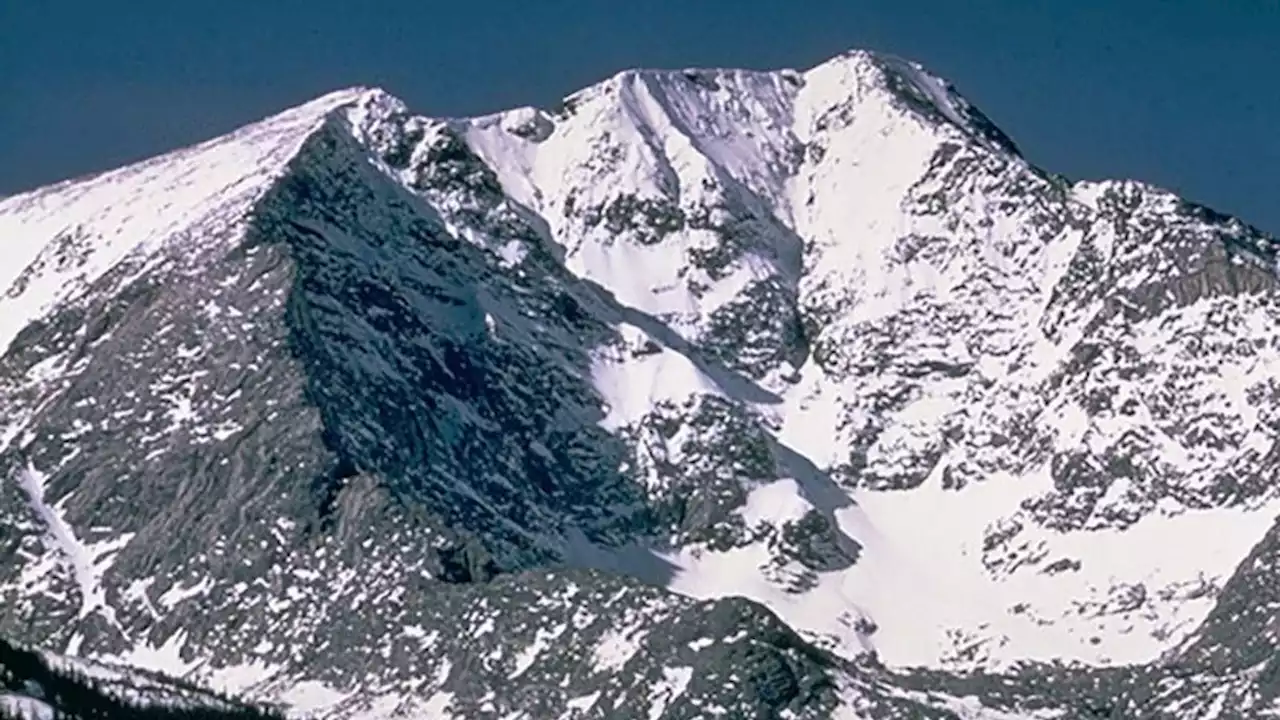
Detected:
[{"left": 2, "top": 49, "right": 1279, "bottom": 719}]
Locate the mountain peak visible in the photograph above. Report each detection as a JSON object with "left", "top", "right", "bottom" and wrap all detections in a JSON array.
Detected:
[
  {"left": 0, "top": 86, "right": 390, "bottom": 353},
  {"left": 288, "top": 85, "right": 385, "bottom": 113},
  {"left": 802, "top": 49, "right": 1023, "bottom": 157}
]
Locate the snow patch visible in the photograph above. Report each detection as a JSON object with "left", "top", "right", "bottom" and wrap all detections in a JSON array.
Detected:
[
  {"left": 278, "top": 680, "right": 352, "bottom": 716},
  {"left": 590, "top": 323, "right": 721, "bottom": 430},
  {"left": 591, "top": 624, "right": 648, "bottom": 673},
  {"left": 158, "top": 576, "right": 215, "bottom": 609},
  {"left": 646, "top": 666, "right": 693, "bottom": 720},
  {"left": 0, "top": 88, "right": 366, "bottom": 354},
  {"left": 14, "top": 463, "right": 126, "bottom": 626}
]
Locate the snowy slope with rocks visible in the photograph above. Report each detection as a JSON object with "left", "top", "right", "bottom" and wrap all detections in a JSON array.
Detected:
[
  {"left": 3, "top": 48, "right": 1280, "bottom": 718},
  {"left": 0, "top": 637, "right": 282, "bottom": 720}
]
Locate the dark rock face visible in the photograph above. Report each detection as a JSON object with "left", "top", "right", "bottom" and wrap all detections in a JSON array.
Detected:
[{"left": 266, "top": 125, "right": 652, "bottom": 573}]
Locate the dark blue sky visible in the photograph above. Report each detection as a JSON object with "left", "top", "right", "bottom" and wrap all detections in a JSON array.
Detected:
[{"left": 3, "top": 1, "right": 1276, "bottom": 233}]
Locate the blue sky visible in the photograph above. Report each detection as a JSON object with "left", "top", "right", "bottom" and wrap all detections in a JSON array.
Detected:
[{"left": 3, "top": 0, "right": 1276, "bottom": 232}]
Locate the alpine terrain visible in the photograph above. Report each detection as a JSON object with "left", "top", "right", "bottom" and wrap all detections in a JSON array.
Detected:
[{"left": 3, "top": 49, "right": 1280, "bottom": 718}]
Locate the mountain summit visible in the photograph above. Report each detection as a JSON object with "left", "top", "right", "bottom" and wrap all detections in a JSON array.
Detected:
[{"left": 3, "top": 49, "right": 1280, "bottom": 718}]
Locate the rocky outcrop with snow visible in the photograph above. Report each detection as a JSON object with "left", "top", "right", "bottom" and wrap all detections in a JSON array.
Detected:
[
  {"left": 0, "top": 637, "right": 280, "bottom": 720},
  {"left": 2, "top": 48, "right": 1279, "bottom": 718}
]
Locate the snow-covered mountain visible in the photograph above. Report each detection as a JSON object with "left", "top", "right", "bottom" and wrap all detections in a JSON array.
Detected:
[{"left": 3, "top": 48, "right": 1280, "bottom": 718}]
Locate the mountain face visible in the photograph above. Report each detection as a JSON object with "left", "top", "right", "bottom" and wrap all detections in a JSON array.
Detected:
[{"left": 2, "top": 48, "right": 1279, "bottom": 718}]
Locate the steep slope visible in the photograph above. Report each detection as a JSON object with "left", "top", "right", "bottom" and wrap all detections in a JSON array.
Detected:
[
  {"left": 454, "top": 50, "right": 1280, "bottom": 671},
  {"left": 2, "top": 48, "right": 1280, "bottom": 718},
  {"left": 0, "top": 107, "right": 856, "bottom": 718}
]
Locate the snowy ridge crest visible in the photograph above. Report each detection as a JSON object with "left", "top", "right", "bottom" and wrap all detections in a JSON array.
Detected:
[{"left": 0, "top": 86, "right": 383, "bottom": 354}]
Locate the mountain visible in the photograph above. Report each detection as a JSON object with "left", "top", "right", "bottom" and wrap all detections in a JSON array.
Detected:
[{"left": 2, "top": 48, "right": 1279, "bottom": 718}]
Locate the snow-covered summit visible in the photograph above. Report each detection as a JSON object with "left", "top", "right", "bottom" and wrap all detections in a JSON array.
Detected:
[{"left": 0, "top": 85, "right": 389, "bottom": 354}]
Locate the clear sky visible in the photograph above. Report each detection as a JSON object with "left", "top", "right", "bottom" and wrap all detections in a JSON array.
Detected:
[{"left": 3, "top": 0, "right": 1276, "bottom": 233}]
